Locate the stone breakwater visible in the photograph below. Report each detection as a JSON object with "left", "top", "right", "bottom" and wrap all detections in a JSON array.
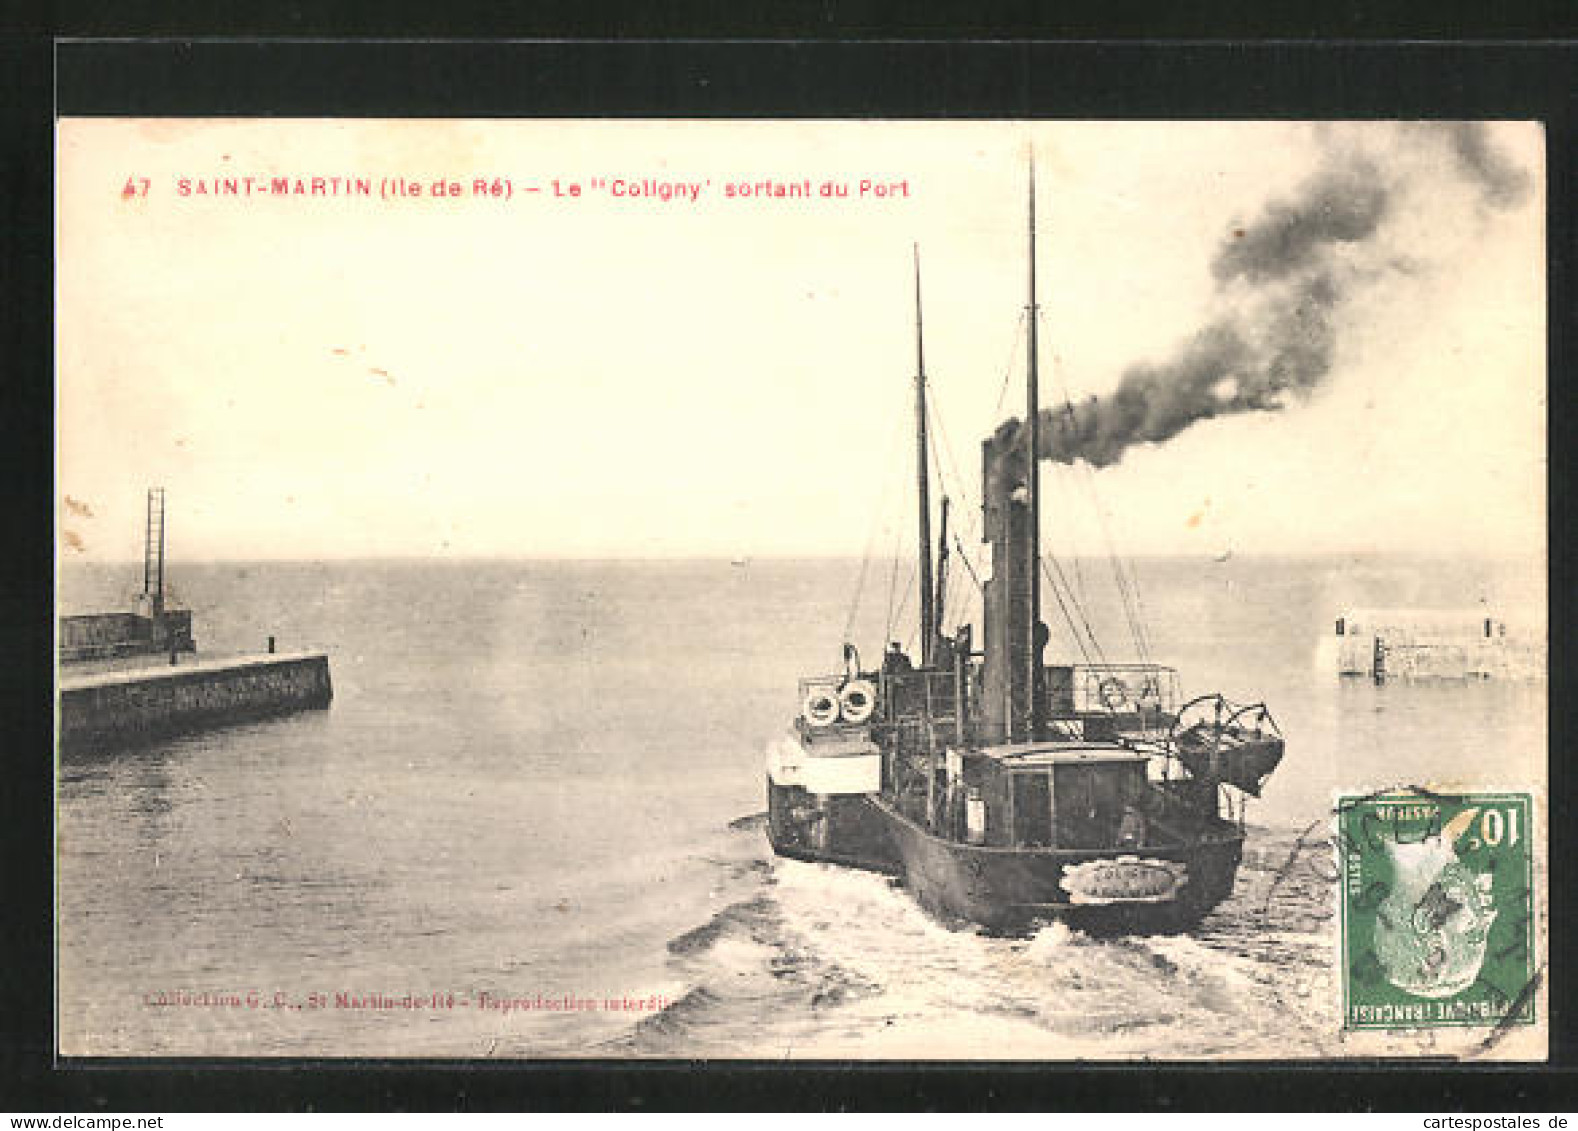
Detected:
[{"left": 59, "top": 652, "right": 332, "bottom": 754}]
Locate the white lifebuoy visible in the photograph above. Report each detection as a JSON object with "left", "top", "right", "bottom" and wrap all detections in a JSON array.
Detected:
[
  {"left": 803, "top": 691, "right": 840, "bottom": 727},
  {"left": 1098, "top": 677, "right": 1133, "bottom": 712},
  {"left": 839, "top": 679, "right": 877, "bottom": 724}
]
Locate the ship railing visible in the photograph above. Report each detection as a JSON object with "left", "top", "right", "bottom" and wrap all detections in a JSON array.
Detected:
[
  {"left": 882, "top": 715, "right": 952, "bottom": 828},
  {"left": 795, "top": 669, "right": 960, "bottom": 735},
  {"left": 877, "top": 670, "right": 960, "bottom": 729},
  {"left": 798, "top": 675, "right": 845, "bottom": 699},
  {"left": 1055, "top": 663, "right": 1180, "bottom": 723}
]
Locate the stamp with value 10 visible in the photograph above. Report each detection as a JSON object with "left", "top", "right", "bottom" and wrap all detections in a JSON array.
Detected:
[{"left": 1338, "top": 791, "right": 1536, "bottom": 1033}]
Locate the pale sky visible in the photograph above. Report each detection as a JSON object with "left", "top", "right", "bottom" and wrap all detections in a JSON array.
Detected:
[{"left": 56, "top": 119, "right": 1544, "bottom": 561}]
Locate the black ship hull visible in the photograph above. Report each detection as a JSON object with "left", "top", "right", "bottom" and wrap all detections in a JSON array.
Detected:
[
  {"left": 870, "top": 796, "right": 1243, "bottom": 936},
  {"left": 765, "top": 777, "right": 901, "bottom": 875},
  {"left": 766, "top": 777, "right": 1243, "bottom": 935}
]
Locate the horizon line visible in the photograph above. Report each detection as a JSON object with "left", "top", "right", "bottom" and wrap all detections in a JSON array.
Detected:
[{"left": 58, "top": 546, "right": 1547, "bottom": 566}]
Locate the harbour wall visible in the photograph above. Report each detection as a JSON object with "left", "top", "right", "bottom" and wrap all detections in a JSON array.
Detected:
[
  {"left": 1332, "top": 635, "right": 1545, "bottom": 680},
  {"left": 59, "top": 652, "right": 332, "bottom": 754},
  {"left": 1327, "top": 609, "right": 1545, "bottom": 680},
  {"left": 59, "top": 609, "right": 196, "bottom": 661}
]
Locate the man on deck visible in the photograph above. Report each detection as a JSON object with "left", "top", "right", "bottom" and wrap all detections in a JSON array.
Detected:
[{"left": 883, "top": 642, "right": 913, "bottom": 674}]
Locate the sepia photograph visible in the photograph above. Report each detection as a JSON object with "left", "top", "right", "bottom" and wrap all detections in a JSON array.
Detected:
[{"left": 54, "top": 118, "right": 1546, "bottom": 1061}]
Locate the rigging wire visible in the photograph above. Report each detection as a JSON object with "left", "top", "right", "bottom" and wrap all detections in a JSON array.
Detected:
[
  {"left": 920, "top": 306, "right": 1051, "bottom": 645},
  {"left": 940, "top": 526, "right": 978, "bottom": 643},
  {"left": 1097, "top": 472, "right": 1155, "bottom": 663},
  {"left": 1034, "top": 442, "right": 1112, "bottom": 665},
  {"left": 1040, "top": 553, "right": 1098, "bottom": 668},
  {"left": 919, "top": 373, "right": 958, "bottom": 641},
  {"left": 1041, "top": 544, "right": 1108, "bottom": 667},
  {"left": 1041, "top": 450, "right": 1088, "bottom": 610},
  {"left": 882, "top": 519, "right": 905, "bottom": 647},
  {"left": 939, "top": 536, "right": 980, "bottom": 637},
  {"left": 924, "top": 420, "right": 974, "bottom": 628},
  {"left": 890, "top": 557, "right": 919, "bottom": 652},
  {"left": 925, "top": 380, "right": 992, "bottom": 623},
  {"left": 925, "top": 385, "right": 972, "bottom": 536},
  {"left": 1076, "top": 456, "right": 1154, "bottom": 664},
  {"left": 901, "top": 581, "right": 922, "bottom": 656},
  {"left": 953, "top": 533, "right": 984, "bottom": 594},
  {"left": 939, "top": 545, "right": 975, "bottom": 639},
  {"left": 1128, "top": 549, "right": 1156, "bottom": 659},
  {"left": 842, "top": 404, "right": 909, "bottom": 645},
  {"left": 992, "top": 309, "right": 1028, "bottom": 420},
  {"left": 926, "top": 382, "right": 986, "bottom": 553},
  {"left": 1040, "top": 308, "right": 1154, "bottom": 665},
  {"left": 1041, "top": 345, "right": 1090, "bottom": 609}
]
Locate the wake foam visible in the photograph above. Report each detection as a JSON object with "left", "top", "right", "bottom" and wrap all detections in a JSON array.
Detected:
[
  {"left": 632, "top": 818, "right": 1339, "bottom": 1058},
  {"left": 631, "top": 863, "right": 879, "bottom": 1055}
]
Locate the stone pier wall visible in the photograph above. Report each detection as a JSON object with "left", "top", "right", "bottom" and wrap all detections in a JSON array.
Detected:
[{"left": 59, "top": 653, "right": 332, "bottom": 753}]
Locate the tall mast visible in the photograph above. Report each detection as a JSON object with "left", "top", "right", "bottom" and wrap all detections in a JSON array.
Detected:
[
  {"left": 1024, "top": 155, "right": 1043, "bottom": 738},
  {"left": 913, "top": 243, "right": 936, "bottom": 667}
]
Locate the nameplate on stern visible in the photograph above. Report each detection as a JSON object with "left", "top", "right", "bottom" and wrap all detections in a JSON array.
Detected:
[{"left": 1060, "top": 857, "right": 1188, "bottom": 905}]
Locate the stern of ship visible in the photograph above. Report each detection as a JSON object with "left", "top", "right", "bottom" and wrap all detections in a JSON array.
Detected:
[{"left": 765, "top": 676, "right": 899, "bottom": 874}]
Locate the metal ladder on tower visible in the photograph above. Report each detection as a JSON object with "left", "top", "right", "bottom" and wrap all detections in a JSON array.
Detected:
[{"left": 143, "top": 487, "right": 166, "bottom": 618}]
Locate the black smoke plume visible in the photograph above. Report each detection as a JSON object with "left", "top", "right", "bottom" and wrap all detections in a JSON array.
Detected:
[
  {"left": 1210, "top": 159, "right": 1387, "bottom": 286},
  {"left": 1444, "top": 122, "right": 1532, "bottom": 210},
  {"left": 1033, "top": 124, "right": 1529, "bottom": 469}
]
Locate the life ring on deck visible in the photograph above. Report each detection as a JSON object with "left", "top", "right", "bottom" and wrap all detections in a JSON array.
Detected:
[
  {"left": 803, "top": 690, "right": 840, "bottom": 727},
  {"left": 1098, "top": 677, "right": 1133, "bottom": 712},
  {"left": 838, "top": 679, "right": 877, "bottom": 724}
]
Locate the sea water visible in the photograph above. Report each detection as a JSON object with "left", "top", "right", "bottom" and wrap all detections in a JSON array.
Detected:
[{"left": 56, "top": 553, "right": 1545, "bottom": 1058}]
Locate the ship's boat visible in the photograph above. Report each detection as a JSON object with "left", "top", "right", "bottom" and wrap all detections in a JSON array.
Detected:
[
  {"left": 1171, "top": 695, "right": 1285, "bottom": 798},
  {"left": 764, "top": 161, "right": 1286, "bottom": 935}
]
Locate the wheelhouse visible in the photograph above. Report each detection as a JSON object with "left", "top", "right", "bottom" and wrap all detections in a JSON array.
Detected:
[{"left": 965, "top": 746, "right": 1150, "bottom": 850}]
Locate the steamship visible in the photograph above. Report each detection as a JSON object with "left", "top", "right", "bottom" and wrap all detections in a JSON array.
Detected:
[{"left": 765, "top": 165, "right": 1285, "bottom": 934}]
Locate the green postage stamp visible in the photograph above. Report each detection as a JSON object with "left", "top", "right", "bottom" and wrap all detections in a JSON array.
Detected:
[{"left": 1338, "top": 790, "right": 1536, "bottom": 1031}]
